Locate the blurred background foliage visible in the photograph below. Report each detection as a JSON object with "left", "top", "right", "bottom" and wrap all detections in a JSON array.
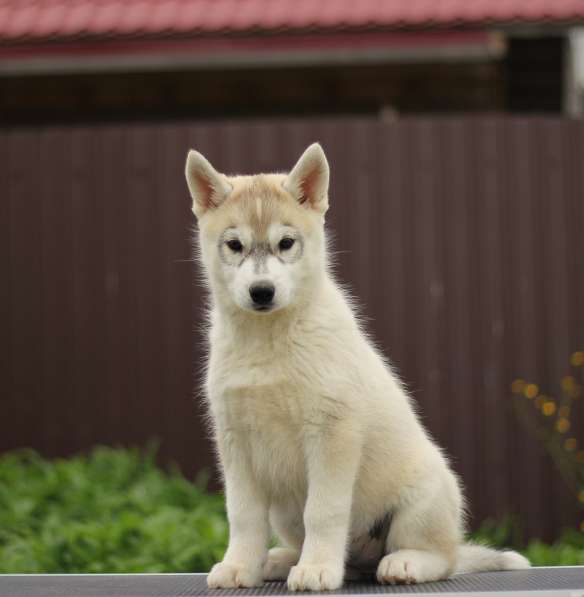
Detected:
[
  {"left": 0, "top": 446, "right": 227, "bottom": 573},
  {"left": 512, "top": 351, "right": 584, "bottom": 533},
  {"left": 2, "top": 444, "right": 584, "bottom": 573}
]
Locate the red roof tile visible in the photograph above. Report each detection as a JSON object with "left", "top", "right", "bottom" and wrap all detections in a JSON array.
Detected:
[{"left": 0, "top": 0, "right": 583, "bottom": 43}]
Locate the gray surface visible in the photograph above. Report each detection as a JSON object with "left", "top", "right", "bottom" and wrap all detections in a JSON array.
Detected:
[{"left": 0, "top": 569, "right": 584, "bottom": 597}]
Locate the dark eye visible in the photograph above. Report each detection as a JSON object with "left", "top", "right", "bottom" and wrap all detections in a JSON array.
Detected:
[
  {"left": 279, "top": 237, "right": 295, "bottom": 251},
  {"left": 226, "top": 239, "right": 243, "bottom": 253}
]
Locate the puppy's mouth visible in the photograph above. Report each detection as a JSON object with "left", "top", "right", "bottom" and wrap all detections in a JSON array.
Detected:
[{"left": 252, "top": 303, "right": 274, "bottom": 313}]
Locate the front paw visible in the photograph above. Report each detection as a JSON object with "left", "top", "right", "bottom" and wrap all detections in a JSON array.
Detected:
[
  {"left": 287, "top": 564, "right": 344, "bottom": 591},
  {"left": 207, "top": 562, "right": 263, "bottom": 588}
]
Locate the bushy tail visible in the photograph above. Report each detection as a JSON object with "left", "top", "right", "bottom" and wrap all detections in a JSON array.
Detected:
[{"left": 455, "top": 543, "right": 530, "bottom": 574}]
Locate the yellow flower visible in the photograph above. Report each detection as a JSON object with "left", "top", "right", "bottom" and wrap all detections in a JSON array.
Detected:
[
  {"left": 511, "top": 379, "right": 526, "bottom": 394},
  {"left": 542, "top": 401, "right": 556, "bottom": 416},
  {"left": 571, "top": 351, "right": 584, "bottom": 367},
  {"left": 557, "top": 418, "right": 571, "bottom": 434},
  {"left": 535, "top": 395, "right": 546, "bottom": 409},
  {"left": 565, "top": 438, "right": 578, "bottom": 452},
  {"left": 562, "top": 376, "right": 576, "bottom": 392},
  {"left": 524, "top": 384, "right": 539, "bottom": 399}
]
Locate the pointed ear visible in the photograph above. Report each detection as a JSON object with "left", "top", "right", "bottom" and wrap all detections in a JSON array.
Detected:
[
  {"left": 185, "top": 150, "right": 232, "bottom": 218},
  {"left": 283, "top": 143, "right": 329, "bottom": 213}
]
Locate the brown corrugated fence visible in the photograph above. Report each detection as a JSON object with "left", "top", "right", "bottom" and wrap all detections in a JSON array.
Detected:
[{"left": 2, "top": 116, "right": 584, "bottom": 542}]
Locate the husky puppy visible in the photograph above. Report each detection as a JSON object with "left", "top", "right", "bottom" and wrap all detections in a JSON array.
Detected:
[{"left": 184, "top": 143, "right": 529, "bottom": 591}]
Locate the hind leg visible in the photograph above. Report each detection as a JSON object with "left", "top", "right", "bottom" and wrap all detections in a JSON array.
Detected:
[
  {"left": 263, "top": 501, "right": 303, "bottom": 581},
  {"left": 377, "top": 472, "right": 462, "bottom": 585}
]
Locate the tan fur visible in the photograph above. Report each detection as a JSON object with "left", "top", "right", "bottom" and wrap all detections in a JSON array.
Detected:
[
  {"left": 203, "top": 175, "right": 315, "bottom": 240},
  {"left": 184, "top": 143, "right": 530, "bottom": 591}
]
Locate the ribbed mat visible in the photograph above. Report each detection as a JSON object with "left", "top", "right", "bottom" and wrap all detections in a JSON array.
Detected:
[{"left": 1, "top": 568, "right": 583, "bottom": 597}]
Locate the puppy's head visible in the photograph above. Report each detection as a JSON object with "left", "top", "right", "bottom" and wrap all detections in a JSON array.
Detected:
[{"left": 185, "top": 143, "right": 329, "bottom": 315}]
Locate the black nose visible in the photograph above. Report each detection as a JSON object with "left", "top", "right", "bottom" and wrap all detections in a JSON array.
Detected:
[{"left": 249, "top": 283, "right": 275, "bottom": 306}]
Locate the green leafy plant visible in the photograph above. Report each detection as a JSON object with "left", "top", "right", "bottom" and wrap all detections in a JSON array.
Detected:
[
  {"left": 472, "top": 517, "right": 584, "bottom": 566},
  {"left": 0, "top": 446, "right": 228, "bottom": 573}
]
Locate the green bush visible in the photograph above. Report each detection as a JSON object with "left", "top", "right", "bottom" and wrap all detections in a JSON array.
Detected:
[
  {"left": 472, "top": 517, "right": 584, "bottom": 566},
  {"left": 0, "top": 447, "right": 228, "bottom": 573}
]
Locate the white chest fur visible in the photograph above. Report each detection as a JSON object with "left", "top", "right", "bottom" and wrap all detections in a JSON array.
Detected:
[{"left": 208, "top": 338, "right": 311, "bottom": 499}]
